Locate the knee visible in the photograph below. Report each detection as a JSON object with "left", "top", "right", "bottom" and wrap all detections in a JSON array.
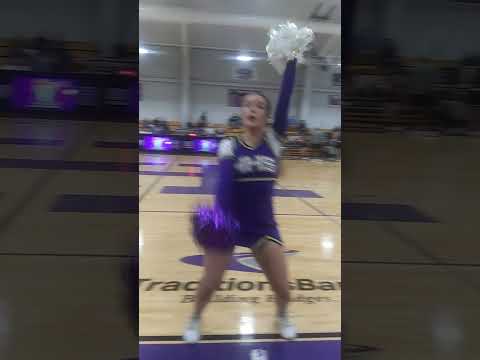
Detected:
[{"left": 201, "top": 273, "right": 223, "bottom": 291}]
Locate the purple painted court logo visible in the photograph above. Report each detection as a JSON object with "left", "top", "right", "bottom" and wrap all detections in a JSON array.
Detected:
[{"left": 180, "top": 250, "right": 298, "bottom": 273}]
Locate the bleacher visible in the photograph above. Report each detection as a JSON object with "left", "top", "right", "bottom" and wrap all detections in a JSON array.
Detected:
[
  {"left": 343, "top": 94, "right": 443, "bottom": 132},
  {"left": 0, "top": 37, "right": 136, "bottom": 75},
  {"left": 343, "top": 55, "right": 480, "bottom": 133},
  {"left": 0, "top": 40, "right": 8, "bottom": 67},
  {"left": 139, "top": 119, "right": 339, "bottom": 160}
]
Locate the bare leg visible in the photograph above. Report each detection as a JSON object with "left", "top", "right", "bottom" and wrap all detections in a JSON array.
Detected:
[
  {"left": 193, "top": 247, "right": 233, "bottom": 318},
  {"left": 253, "top": 241, "right": 290, "bottom": 317}
]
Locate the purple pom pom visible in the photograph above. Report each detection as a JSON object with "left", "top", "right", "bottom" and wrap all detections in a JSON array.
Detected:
[{"left": 191, "top": 204, "right": 238, "bottom": 250}]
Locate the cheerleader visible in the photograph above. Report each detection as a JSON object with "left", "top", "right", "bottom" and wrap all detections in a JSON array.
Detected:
[{"left": 184, "top": 22, "right": 313, "bottom": 343}]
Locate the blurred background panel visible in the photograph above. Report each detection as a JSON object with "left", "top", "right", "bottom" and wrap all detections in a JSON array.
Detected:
[
  {"left": 342, "top": 0, "right": 480, "bottom": 359},
  {"left": 0, "top": 0, "right": 139, "bottom": 359}
]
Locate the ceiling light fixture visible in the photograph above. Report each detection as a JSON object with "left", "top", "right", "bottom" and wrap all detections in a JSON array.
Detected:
[{"left": 237, "top": 55, "right": 254, "bottom": 62}]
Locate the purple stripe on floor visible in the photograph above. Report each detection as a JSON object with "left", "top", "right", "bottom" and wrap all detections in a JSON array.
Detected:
[
  {"left": 162, "top": 186, "right": 210, "bottom": 194},
  {"left": 178, "top": 163, "right": 204, "bottom": 167},
  {"left": 0, "top": 158, "right": 138, "bottom": 172},
  {"left": 161, "top": 186, "right": 321, "bottom": 198},
  {"left": 51, "top": 195, "right": 137, "bottom": 213},
  {"left": 342, "top": 202, "right": 436, "bottom": 222},
  {"left": 140, "top": 171, "right": 201, "bottom": 177},
  {"left": 160, "top": 164, "right": 321, "bottom": 198},
  {"left": 139, "top": 162, "right": 167, "bottom": 166},
  {"left": 0, "top": 137, "right": 64, "bottom": 146},
  {"left": 0, "top": 158, "right": 196, "bottom": 175},
  {"left": 179, "top": 250, "right": 299, "bottom": 273},
  {"left": 140, "top": 340, "right": 340, "bottom": 360},
  {"left": 275, "top": 189, "right": 321, "bottom": 198},
  {"left": 94, "top": 141, "right": 138, "bottom": 149}
]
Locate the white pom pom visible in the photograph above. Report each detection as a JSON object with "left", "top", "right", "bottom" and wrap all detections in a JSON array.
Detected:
[{"left": 266, "top": 21, "right": 314, "bottom": 73}]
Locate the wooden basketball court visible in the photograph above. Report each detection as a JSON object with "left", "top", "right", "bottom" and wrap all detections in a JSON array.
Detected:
[
  {"left": 2, "top": 113, "right": 479, "bottom": 358},
  {"left": 139, "top": 153, "right": 341, "bottom": 357}
]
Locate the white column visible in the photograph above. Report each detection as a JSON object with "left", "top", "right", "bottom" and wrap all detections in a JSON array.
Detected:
[
  {"left": 300, "top": 61, "right": 314, "bottom": 123},
  {"left": 180, "top": 23, "right": 191, "bottom": 124}
]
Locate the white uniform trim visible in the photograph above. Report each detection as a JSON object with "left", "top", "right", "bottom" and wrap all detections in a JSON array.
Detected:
[
  {"left": 265, "top": 129, "right": 282, "bottom": 158},
  {"left": 217, "top": 137, "right": 236, "bottom": 159}
]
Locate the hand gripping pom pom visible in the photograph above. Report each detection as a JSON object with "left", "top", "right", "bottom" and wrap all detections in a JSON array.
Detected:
[
  {"left": 191, "top": 204, "right": 239, "bottom": 250},
  {"left": 266, "top": 21, "right": 314, "bottom": 73}
]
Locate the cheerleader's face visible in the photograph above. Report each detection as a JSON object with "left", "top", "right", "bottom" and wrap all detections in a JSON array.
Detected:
[{"left": 241, "top": 94, "right": 268, "bottom": 130}]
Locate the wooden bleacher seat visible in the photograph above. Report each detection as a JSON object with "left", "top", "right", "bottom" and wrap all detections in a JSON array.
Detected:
[
  {"left": 168, "top": 121, "right": 182, "bottom": 131},
  {"left": 64, "top": 41, "right": 97, "bottom": 64},
  {"left": 0, "top": 40, "right": 11, "bottom": 64}
]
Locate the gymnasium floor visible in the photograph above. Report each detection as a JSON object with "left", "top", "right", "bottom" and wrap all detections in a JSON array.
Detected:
[
  {"left": 342, "top": 131, "right": 480, "bottom": 360},
  {"left": 1, "top": 115, "right": 479, "bottom": 359},
  {"left": 139, "top": 154, "right": 341, "bottom": 359},
  {"left": 0, "top": 117, "right": 138, "bottom": 360}
]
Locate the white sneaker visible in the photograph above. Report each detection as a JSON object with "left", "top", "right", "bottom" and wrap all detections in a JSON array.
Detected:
[
  {"left": 183, "top": 317, "right": 201, "bottom": 343},
  {"left": 277, "top": 316, "right": 297, "bottom": 340}
]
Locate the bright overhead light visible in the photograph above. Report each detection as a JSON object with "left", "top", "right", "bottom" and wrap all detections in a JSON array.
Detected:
[
  {"left": 237, "top": 55, "right": 253, "bottom": 62},
  {"left": 321, "top": 234, "right": 335, "bottom": 250},
  {"left": 139, "top": 47, "right": 150, "bottom": 54},
  {"left": 322, "top": 239, "right": 334, "bottom": 249}
]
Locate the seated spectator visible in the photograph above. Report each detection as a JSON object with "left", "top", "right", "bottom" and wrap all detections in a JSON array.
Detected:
[
  {"left": 298, "top": 120, "right": 310, "bottom": 140},
  {"left": 298, "top": 120, "right": 307, "bottom": 132},
  {"left": 204, "top": 127, "right": 216, "bottom": 135},
  {"left": 325, "top": 128, "right": 341, "bottom": 160},
  {"left": 151, "top": 119, "right": 170, "bottom": 134},
  {"left": 228, "top": 114, "right": 242, "bottom": 128},
  {"left": 198, "top": 111, "right": 208, "bottom": 128},
  {"left": 331, "top": 127, "right": 341, "bottom": 146}
]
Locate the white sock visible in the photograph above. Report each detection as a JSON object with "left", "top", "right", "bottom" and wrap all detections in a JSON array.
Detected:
[
  {"left": 277, "top": 314, "right": 297, "bottom": 340},
  {"left": 183, "top": 316, "right": 201, "bottom": 343}
]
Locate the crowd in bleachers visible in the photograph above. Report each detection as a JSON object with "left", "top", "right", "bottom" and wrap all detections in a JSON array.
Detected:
[
  {"left": 344, "top": 37, "right": 480, "bottom": 132},
  {"left": 0, "top": 36, "right": 136, "bottom": 74},
  {"left": 139, "top": 116, "right": 341, "bottom": 160}
]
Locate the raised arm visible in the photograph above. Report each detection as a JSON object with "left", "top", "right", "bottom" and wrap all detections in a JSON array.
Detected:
[{"left": 273, "top": 58, "right": 297, "bottom": 138}]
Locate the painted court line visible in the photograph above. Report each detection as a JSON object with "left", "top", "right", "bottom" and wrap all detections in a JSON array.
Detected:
[
  {"left": 94, "top": 141, "right": 138, "bottom": 149},
  {"left": 343, "top": 260, "right": 480, "bottom": 267},
  {"left": 140, "top": 170, "right": 201, "bottom": 176},
  {"left": 140, "top": 338, "right": 340, "bottom": 360},
  {"left": 51, "top": 195, "right": 138, "bottom": 213},
  {"left": 140, "top": 332, "right": 341, "bottom": 341},
  {"left": 0, "top": 252, "right": 135, "bottom": 258},
  {"left": 276, "top": 182, "right": 338, "bottom": 224},
  {"left": 139, "top": 161, "right": 167, "bottom": 166},
  {"left": 0, "top": 158, "right": 138, "bottom": 172},
  {"left": 161, "top": 186, "right": 321, "bottom": 198},
  {"left": 0, "top": 137, "right": 64, "bottom": 146},
  {"left": 140, "top": 337, "right": 341, "bottom": 344},
  {"left": 343, "top": 202, "right": 436, "bottom": 222},
  {"left": 140, "top": 159, "right": 177, "bottom": 202},
  {"left": 178, "top": 163, "right": 204, "bottom": 167},
  {"left": 159, "top": 165, "right": 321, "bottom": 198},
  {"left": 139, "top": 210, "right": 339, "bottom": 217}
]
